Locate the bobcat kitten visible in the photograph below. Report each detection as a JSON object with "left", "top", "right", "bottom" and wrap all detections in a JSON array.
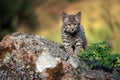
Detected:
[{"left": 61, "top": 11, "right": 87, "bottom": 55}]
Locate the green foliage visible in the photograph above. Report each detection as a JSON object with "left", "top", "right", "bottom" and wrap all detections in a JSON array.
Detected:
[
  {"left": 79, "top": 41, "right": 120, "bottom": 70},
  {"left": 114, "top": 73, "right": 120, "bottom": 79}
]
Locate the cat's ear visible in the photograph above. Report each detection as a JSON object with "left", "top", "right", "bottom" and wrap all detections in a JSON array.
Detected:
[
  {"left": 62, "top": 11, "right": 68, "bottom": 21},
  {"left": 62, "top": 11, "right": 67, "bottom": 17},
  {"left": 75, "top": 11, "right": 82, "bottom": 22},
  {"left": 76, "top": 11, "right": 81, "bottom": 17}
]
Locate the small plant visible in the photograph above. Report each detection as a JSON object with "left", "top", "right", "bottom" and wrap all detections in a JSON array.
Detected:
[{"left": 79, "top": 41, "right": 120, "bottom": 71}]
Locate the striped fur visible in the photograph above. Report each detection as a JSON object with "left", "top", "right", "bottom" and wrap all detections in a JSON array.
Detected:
[{"left": 61, "top": 11, "right": 87, "bottom": 55}]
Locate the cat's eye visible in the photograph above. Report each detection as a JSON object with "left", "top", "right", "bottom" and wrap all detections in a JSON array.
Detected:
[
  {"left": 74, "top": 23, "right": 77, "bottom": 26},
  {"left": 67, "top": 24, "right": 71, "bottom": 26}
]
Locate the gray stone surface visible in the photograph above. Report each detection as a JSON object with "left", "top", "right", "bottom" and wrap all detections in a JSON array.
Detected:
[{"left": 0, "top": 32, "right": 118, "bottom": 80}]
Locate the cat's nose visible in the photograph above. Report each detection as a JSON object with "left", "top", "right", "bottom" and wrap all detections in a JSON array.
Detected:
[
  {"left": 71, "top": 27, "right": 74, "bottom": 31},
  {"left": 71, "top": 25, "right": 74, "bottom": 29}
]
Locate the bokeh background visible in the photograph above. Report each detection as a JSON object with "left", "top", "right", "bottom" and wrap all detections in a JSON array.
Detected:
[{"left": 0, "top": 0, "right": 120, "bottom": 53}]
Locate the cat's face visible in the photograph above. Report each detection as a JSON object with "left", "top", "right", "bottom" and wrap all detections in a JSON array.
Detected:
[{"left": 62, "top": 11, "right": 81, "bottom": 33}]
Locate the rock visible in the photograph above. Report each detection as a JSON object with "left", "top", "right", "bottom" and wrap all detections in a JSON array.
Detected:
[{"left": 0, "top": 32, "right": 118, "bottom": 80}]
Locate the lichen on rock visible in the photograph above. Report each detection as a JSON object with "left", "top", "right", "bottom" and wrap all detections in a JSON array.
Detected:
[
  {"left": 0, "top": 32, "right": 118, "bottom": 80},
  {"left": 36, "top": 48, "right": 61, "bottom": 72}
]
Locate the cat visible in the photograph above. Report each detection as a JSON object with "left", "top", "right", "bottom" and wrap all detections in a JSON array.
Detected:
[{"left": 61, "top": 11, "right": 87, "bottom": 55}]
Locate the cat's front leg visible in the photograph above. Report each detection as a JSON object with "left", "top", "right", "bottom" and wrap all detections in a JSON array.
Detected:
[
  {"left": 74, "top": 42, "right": 82, "bottom": 55},
  {"left": 83, "top": 43, "right": 87, "bottom": 51},
  {"left": 63, "top": 43, "right": 74, "bottom": 54}
]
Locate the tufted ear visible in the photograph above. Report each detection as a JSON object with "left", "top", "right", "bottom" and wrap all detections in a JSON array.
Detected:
[
  {"left": 61, "top": 11, "right": 68, "bottom": 22},
  {"left": 75, "top": 11, "right": 82, "bottom": 22}
]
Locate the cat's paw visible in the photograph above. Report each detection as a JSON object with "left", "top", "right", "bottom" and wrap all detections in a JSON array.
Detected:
[
  {"left": 74, "top": 47, "right": 82, "bottom": 55},
  {"left": 65, "top": 47, "right": 74, "bottom": 54}
]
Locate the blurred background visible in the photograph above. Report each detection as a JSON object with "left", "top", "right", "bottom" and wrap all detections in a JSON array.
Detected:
[{"left": 0, "top": 0, "right": 120, "bottom": 53}]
